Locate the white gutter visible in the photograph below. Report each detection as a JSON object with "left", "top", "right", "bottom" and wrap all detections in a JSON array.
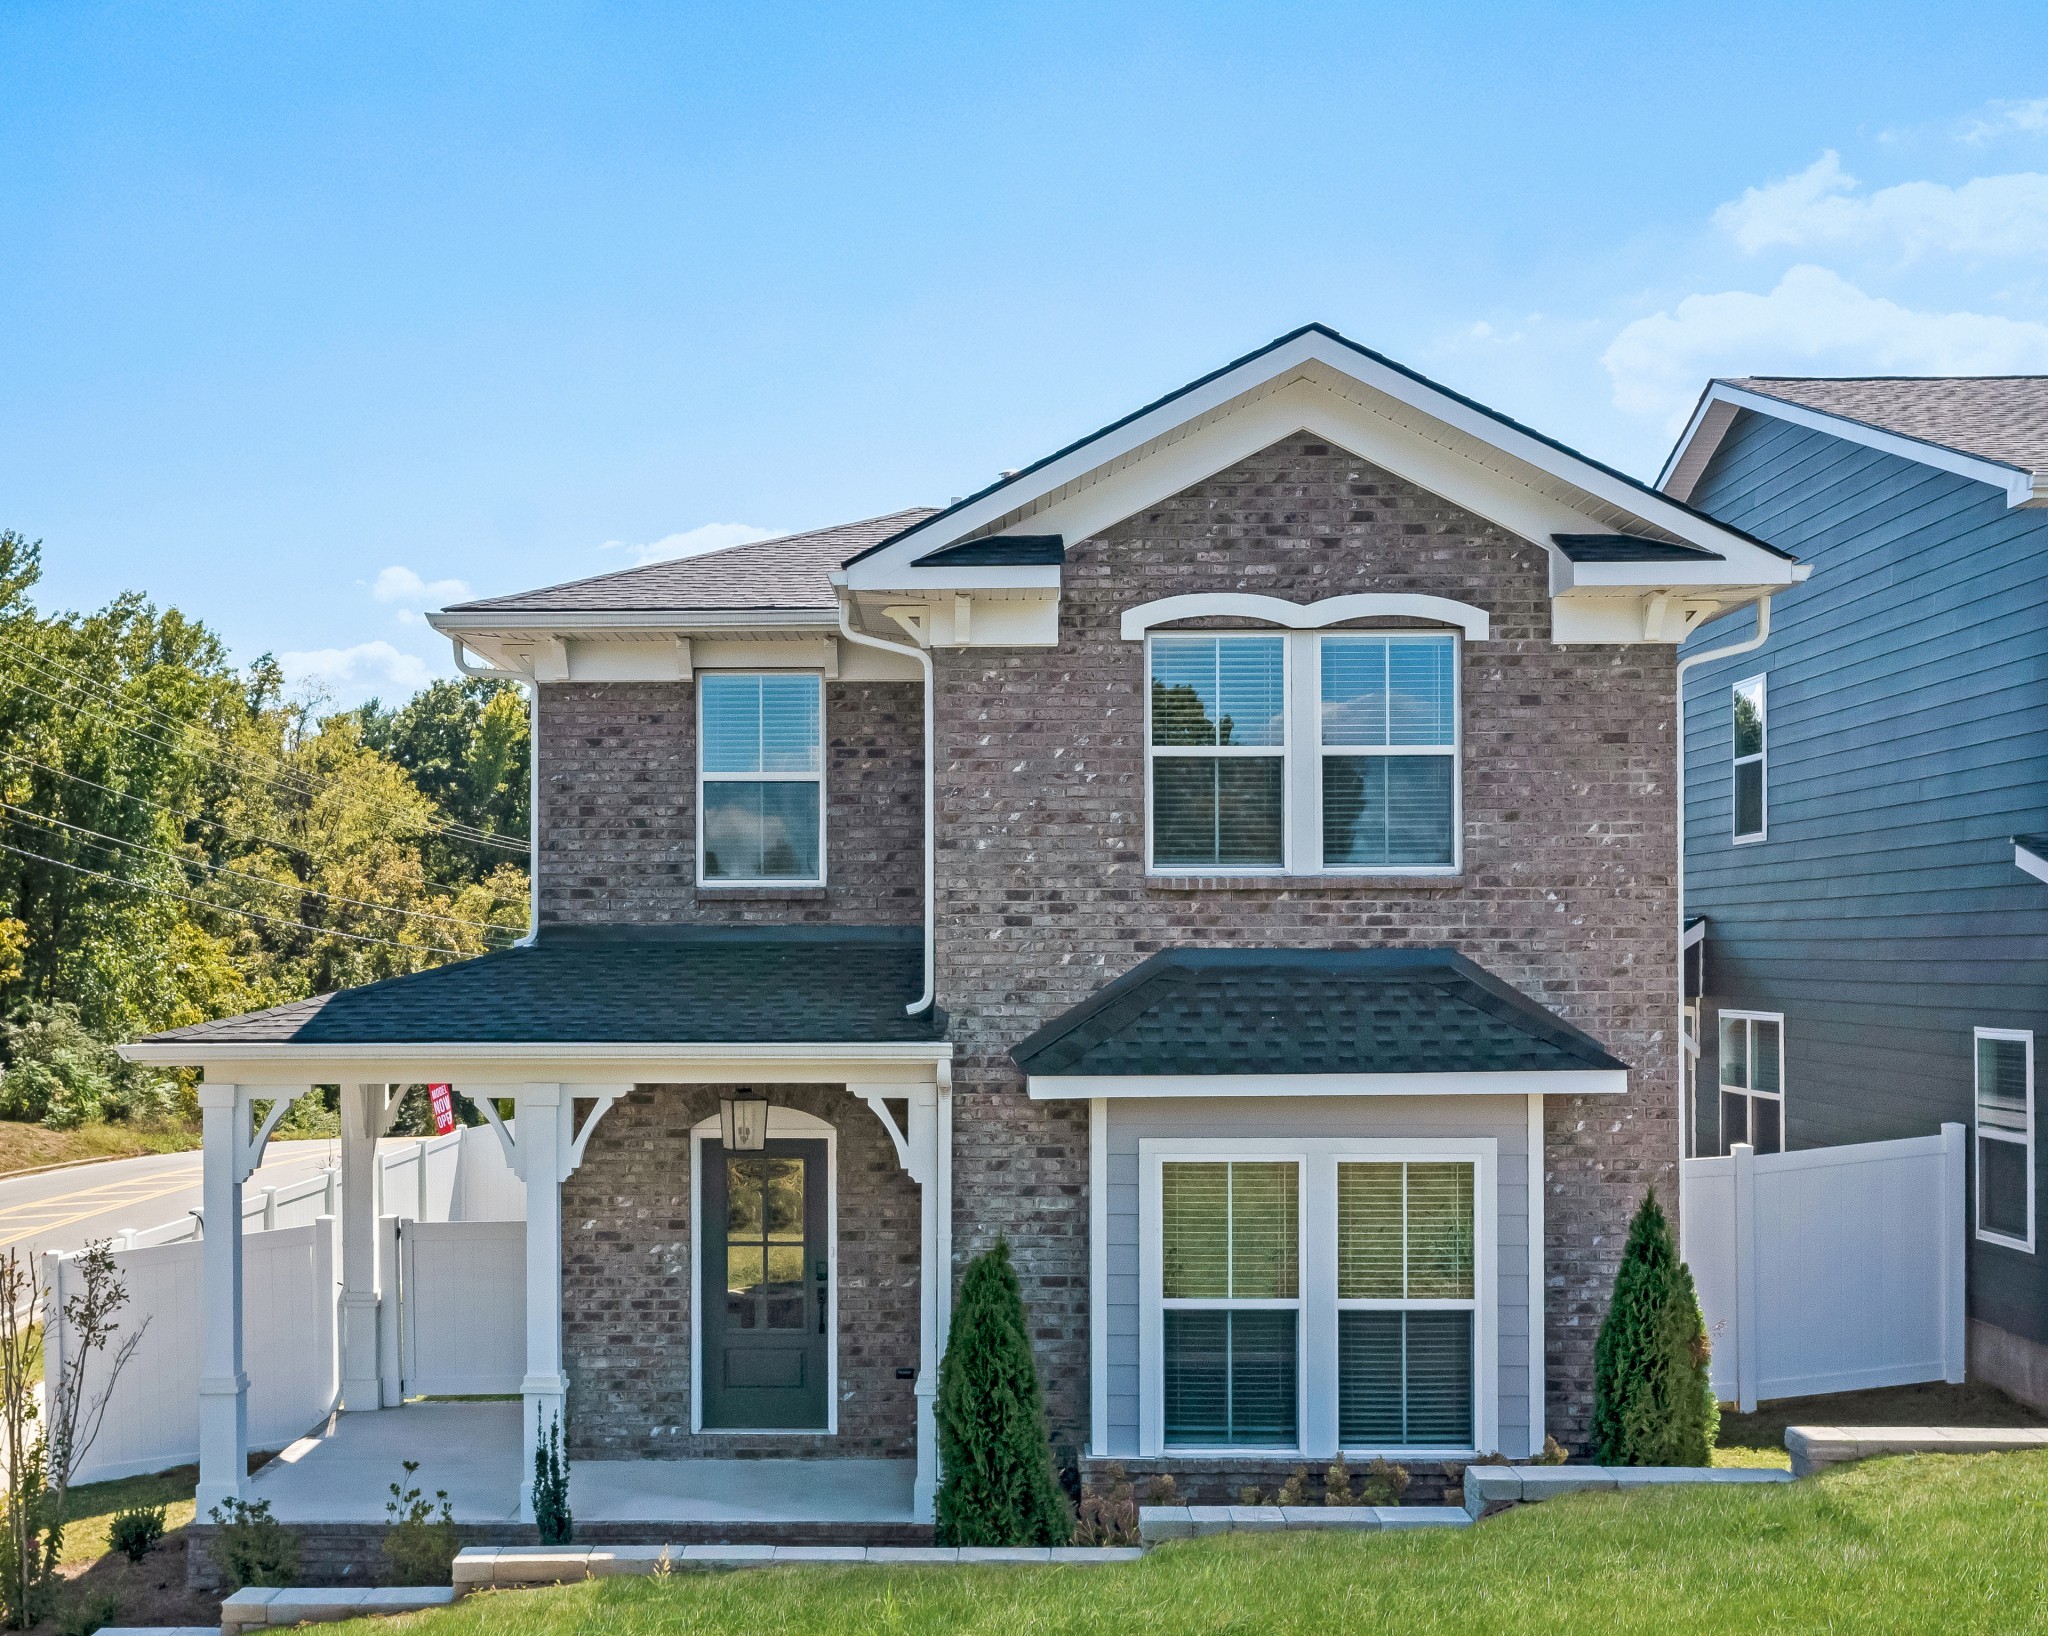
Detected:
[
  {"left": 452, "top": 635, "right": 541, "bottom": 947},
  {"left": 1672, "top": 594, "right": 1771, "bottom": 1222},
  {"left": 835, "top": 588, "right": 936, "bottom": 1015}
]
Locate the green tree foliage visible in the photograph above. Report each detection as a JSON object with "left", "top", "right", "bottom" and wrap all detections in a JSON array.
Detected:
[
  {"left": 0, "top": 529, "right": 532, "bottom": 1119},
  {"left": 933, "top": 1240, "right": 1071, "bottom": 1547},
  {"left": 1591, "top": 1188, "right": 1720, "bottom": 1466}
]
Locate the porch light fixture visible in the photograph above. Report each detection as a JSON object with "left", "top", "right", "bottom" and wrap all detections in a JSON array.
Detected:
[{"left": 720, "top": 1088, "right": 769, "bottom": 1152}]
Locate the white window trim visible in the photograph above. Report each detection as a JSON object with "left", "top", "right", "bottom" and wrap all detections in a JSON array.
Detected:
[
  {"left": 688, "top": 1108, "right": 840, "bottom": 1434},
  {"left": 1732, "top": 673, "right": 1767, "bottom": 845},
  {"left": 1137, "top": 1136, "right": 1498, "bottom": 1461},
  {"left": 1142, "top": 631, "right": 1462, "bottom": 879},
  {"left": 696, "top": 671, "right": 828, "bottom": 888},
  {"left": 1974, "top": 1027, "right": 2035, "bottom": 1256},
  {"left": 1717, "top": 1009, "right": 1785, "bottom": 1155}
]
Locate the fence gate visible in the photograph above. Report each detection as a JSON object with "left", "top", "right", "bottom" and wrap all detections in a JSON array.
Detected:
[
  {"left": 397, "top": 1220, "right": 525, "bottom": 1398},
  {"left": 1681, "top": 1125, "right": 1967, "bottom": 1411}
]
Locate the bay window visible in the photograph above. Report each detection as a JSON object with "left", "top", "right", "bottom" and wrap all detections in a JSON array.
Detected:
[
  {"left": 1145, "top": 630, "right": 1460, "bottom": 875},
  {"left": 698, "top": 673, "right": 824, "bottom": 885}
]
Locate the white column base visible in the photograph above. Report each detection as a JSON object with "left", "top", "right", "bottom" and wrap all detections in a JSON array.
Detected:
[
  {"left": 339, "top": 1292, "right": 383, "bottom": 1411},
  {"left": 913, "top": 1376, "right": 938, "bottom": 1521},
  {"left": 196, "top": 1370, "right": 250, "bottom": 1517}
]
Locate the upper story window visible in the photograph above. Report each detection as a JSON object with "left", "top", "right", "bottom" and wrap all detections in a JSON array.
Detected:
[
  {"left": 698, "top": 673, "right": 824, "bottom": 885},
  {"left": 1976, "top": 1029, "right": 2035, "bottom": 1254},
  {"left": 1732, "top": 675, "right": 1767, "bottom": 843},
  {"left": 1718, "top": 1010, "right": 1783, "bottom": 1154},
  {"left": 1145, "top": 631, "right": 1460, "bottom": 876}
]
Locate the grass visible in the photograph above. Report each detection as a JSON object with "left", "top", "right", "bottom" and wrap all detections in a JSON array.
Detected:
[
  {"left": 58, "top": 1465, "right": 198, "bottom": 1570},
  {"left": 0, "top": 1118, "right": 199, "bottom": 1176},
  {"left": 321, "top": 1449, "right": 2048, "bottom": 1636}
]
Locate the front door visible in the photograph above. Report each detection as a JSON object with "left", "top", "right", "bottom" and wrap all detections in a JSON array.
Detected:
[{"left": 700, "top": 1138, "right": 830, "bottom": 1429}]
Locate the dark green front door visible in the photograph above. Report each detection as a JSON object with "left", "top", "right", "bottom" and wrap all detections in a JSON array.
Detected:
[{"left": 701, "top": 1138, "right": 829, "bottom": 1429}]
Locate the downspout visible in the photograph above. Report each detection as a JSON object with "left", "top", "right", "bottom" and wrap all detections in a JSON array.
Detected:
[
  {"left": 835, "top": 590, "right": 936, "bottom": 1015},
  {"left": 451, "top": 635, "right": 541, "bottom": 947},
  {"left": 1672, "top": 594, "right": 1771, "bottom": 1244}
]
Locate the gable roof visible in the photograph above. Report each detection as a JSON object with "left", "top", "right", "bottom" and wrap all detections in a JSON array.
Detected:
[
  {"left": 1010, "top": 945, "right": 1626, "bottom": 1084},
  {"left": 444, "top": 509, "right": 938, "bottom": 616},
  {"left": 1661, "top": 377, "right": 2048, "bottom": 508}
]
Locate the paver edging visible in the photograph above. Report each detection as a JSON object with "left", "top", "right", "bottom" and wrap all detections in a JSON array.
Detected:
[
  {"left": 1459, "top": 1464, "right": 1793, "bottom": 1519},
  {"left": 1783, "top": 1425, "right": 2048, "bottom": 1478}
]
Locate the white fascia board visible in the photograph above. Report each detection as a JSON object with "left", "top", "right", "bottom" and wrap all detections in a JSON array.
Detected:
[
  {"left": 855, "top": 565, "right": 1062, "bottom": 593},
  {"left": 1556, "top": 558, "right": 1805, "bottom": 592},
  {"left": 1659, "top": 382, "right": 2040, "bottom": 509},
  {"left": 2017, "top": 840, "right": 2048, "bottom": 885},
  {"left": 431, "top": 608, "right": 841, "bottom": 635},
  {"left": 1026, "top": 1069, "right": 1628, "bottom": 1099}
]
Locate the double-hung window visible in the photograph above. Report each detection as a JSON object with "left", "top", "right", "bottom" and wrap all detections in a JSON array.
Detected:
[
  {"left": 1159, "top": 1161, "right": 1300, "bottom": 1447},
  {"left": 1718, "top": 1011, "right": 1783, "bottom": 1154},
  {"left": 1732, "top": 676, "right": 1767, "bottom": 842},
  {"left": 698, "top": 673, "right": 824, "bottom": 885},
  {"left": 1145, "top": 630, "right": 1460, "bottom": 874},
  {"left": 1975, "top": 1029, "right": 2035, "bottom": 1253}
]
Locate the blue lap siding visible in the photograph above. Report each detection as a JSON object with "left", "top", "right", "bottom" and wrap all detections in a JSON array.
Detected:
[{"left": 1680, "top": 408, "right": 2048, "bottom": 1348}]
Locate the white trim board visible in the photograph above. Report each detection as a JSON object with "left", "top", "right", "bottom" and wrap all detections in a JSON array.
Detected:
[
  {"left": 1660, "top": 382, "right": 2046, "bottom": 510},
  {"left": 1029, "top": 1070, "right": 1627, "bottom": 1099},
  {"left": 1120, "top": 592, "right": 1489, "bottom": 641},
  {"left": 2016, "top": 840, "right": 2048, "bottom": 885}
]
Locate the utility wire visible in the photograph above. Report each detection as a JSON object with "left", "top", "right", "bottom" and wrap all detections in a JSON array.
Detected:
[
  {"left": 0, "top": 804, "right": 513, "bottom": 935},
  {"left": 0, "top": 837, "right": 471, "bottom": 957}
]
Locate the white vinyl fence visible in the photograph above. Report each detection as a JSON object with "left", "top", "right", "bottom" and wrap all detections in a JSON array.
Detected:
[
  {"left": 45, "top": 1124, "right": 526, "bottom": 1485},
  {"left": 1682, "top": 1124, "right": 1967, "bottom": 1411}
]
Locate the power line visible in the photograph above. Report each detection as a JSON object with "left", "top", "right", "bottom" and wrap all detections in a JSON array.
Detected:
[
  {"left": 0, "top": 804, "right": 514, "bottom": 936},
  {"left": 0, "top": 651, "right": 527, "bottom": 855},
  {"left": 0, "top": 746, "right": 528, "bottom": 909},
  {"left": 0, "top": 837, "right": 472, "bottom": 958}
]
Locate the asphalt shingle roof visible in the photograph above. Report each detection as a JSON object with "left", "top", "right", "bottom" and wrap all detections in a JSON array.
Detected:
[
  {"left": 445, "top": 510, "right": 939, "bottom": 616},
  {"left": 1728, "top": 376, "right": 2048, "bottom": 481},
  {"left": 139, "top": 926, "right": 944, "bottom": 1047},
  {"left": 1010, "top": 946, "right": 1626, "bottom": 1078}
]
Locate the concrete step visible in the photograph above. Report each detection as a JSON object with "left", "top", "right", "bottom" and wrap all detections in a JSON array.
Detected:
[
  {"left": 221, "top": 1586, "right": 460, "bottom": 1633},
  {"left": 1462, "top": 1464, "right": 1794, "bottom": 1517},
  {"left": 1785, "top": 1425, "right": 2048, "bottom": 1478},
  {"left": 1139, "top": 1505, "right": 1471, "bottom": 1542}
]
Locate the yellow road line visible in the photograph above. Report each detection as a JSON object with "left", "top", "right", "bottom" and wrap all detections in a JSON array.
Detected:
[
  {"left": 0, "top": 1175, "right": 202, "bottom": 1249},
  {"left": 0, "top": 1153, "right": 336, "bottom": 1250}
]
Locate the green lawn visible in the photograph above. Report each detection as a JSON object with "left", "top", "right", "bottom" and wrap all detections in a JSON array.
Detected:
[{"left": 320, "top": 1448, "right": 2048, "bottom": 1636}]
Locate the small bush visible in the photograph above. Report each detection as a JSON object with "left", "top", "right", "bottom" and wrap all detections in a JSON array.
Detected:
[
  {"left": 1591, "top": 1188, "right": 1719, "bottom": 1466},
  {"left": 108, "top": 1503, "right": 166, "bottom": 1562},
  {"left": 1322, "top": 1460, "right": 1358, "bottom": 1506},
  {"left": 1070, "top": 1463, "right": 1138, "bottom": 1547},
  {"left": 532, "top": 1409, "right": 571, "bottom": 1547},
  {"left": 1236, "top": 1485, "right": 1264, "bottom": 1506},
  {"left": 207, "top": 1497, "right": 299, "bottom": 1590},
  {"left": 384, "top": 1460, "right": 459, "bottom": 1586},
  {"left": 1274, "top": 1467, "right": 1309, "bottom": 1507},
  {"left": 54, "top": 1590, "right": 122, "bottom": 1636},
  {"left": 1145, "top": 1473, "right": 1181, "bottom": 1506},
  {"left": 1535, "top": 1434, "right": 1570, "bottom": 1465},
  {"left": 1358, "top": 1458, "right": 1409, "bottom": 1507}
]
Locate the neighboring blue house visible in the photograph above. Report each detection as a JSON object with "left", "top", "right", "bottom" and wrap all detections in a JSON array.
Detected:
[{"left": 1663, "top": 377, "right": 2048, "bottom": 1408}]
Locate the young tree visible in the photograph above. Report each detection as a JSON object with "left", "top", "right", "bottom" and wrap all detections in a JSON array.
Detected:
[
  {"left": 1591, "top": 1189, "right": 1719, "bottom": 1466},
  {"left": 933, "top": 1240, "right": 1070, "bottom": 1547}
]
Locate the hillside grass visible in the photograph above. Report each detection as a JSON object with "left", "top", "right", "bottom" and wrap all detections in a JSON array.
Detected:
[
  {"left": 320, "top": 1447, "right": 2048, "bottom": 1636},
  {"left": 0, "top": 1118, "right": 199, "bottom": 1176}
]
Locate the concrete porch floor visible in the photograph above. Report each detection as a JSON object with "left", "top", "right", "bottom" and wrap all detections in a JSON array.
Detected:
[{"left": 246, "top": 1402, "right": 917, "bottom": 1525}]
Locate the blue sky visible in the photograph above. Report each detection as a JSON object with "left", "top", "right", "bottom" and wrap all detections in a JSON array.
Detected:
[{"left": 7, "top": 2, "right": 2048, "bottom": 706}]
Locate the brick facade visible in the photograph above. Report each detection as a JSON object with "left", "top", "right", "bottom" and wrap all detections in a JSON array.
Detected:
[
  {"left": 561, "top": 1084, "right": 923, "bottom": 1460},
  {"left": 536, "top": 678, "right": 923, "bottom": 927}
]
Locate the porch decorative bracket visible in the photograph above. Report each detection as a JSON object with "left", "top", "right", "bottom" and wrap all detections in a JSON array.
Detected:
[
  {"left": 237, "top": 1087, "right": 317, "bottom": 1183},
  {"left": 474, "top": 1093, "right": 519, "bottom": 1172},
  {"left": 561, "top": 1090, "right": 625, "bottom": 1182},
  {"left": 858, "top": 1093, "right": 926, "bottom": 1185}
]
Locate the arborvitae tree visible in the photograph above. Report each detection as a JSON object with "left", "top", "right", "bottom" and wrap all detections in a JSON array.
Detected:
[
  {"left": 933, "top": 1240, "right": 1071, "bottom": 1546},
  {"left": 1591, "top": 1188, "right": 1719, "bottom": 1466}
]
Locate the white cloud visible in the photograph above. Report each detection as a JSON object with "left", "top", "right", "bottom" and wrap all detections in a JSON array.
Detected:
[
  {"left": 1714, "top": 151, "right": 2048, "bottom": 258},
  {"left": 370, "top": 565, "right": 472, "bottom": 606},
  {"left": 278, "top": 641, "right": 439, "bottom": 708},
  {"left": 602, "top": 523, "right": 779, "bottom": 565},
  {"left": 1961, "top": 99, "right": 2048, "bottom": 145},
  {"left": 1603, "top": 264, "right": 2048, "bottom": 427}
]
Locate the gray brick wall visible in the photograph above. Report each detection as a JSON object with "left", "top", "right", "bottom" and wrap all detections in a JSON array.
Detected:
[
  {"left": 931, "top": 435, "right": 1680, "bottom": 1455},
  {"left": 561, "top": 1084, "right": 923, "bottom": 1460},
  {"left": 536, "top": 679, "right": 922, "bottom": 927}
]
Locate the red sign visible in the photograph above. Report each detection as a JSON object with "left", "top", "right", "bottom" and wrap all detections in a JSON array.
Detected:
[{"left": 428, "top": 1083, "right": 457, "bottom": 1136}]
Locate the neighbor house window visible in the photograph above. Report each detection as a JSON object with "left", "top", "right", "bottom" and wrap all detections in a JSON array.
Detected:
[
  {"left": 1320, "top": 634, "right": 1458, "bottom": 869},
  {"left": 1145, "top": 631, "right": 1460, "bottom": 874},
  {"left": 1732, "top": 676, "right": 1767, "bottom": 842},
  {"left": 1975, "top": 1029, "right": 2035, "bottom": 1253},
  {"left": 698, "top": 673, "right": 824, "bottom": 883},
  {"left": 1337, "top": 1161, "right": 1477, "bottom": 1446},
  {"left": 1718, "top": 1011, "right": 1783, "bottom": 1154},
  {"left": 1159, "top": 1161, "right": 1300, "bottom": 1447}
]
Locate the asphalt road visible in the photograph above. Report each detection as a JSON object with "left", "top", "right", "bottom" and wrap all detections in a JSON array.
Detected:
[{"left": 0, "top": 1138, "right": 345, "bottom": 1258}]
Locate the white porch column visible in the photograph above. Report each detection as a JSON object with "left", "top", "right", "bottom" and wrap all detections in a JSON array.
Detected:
[
  {"left": 518, "top": 1082, "right": 566, "bottom": 1520},
  {"left": 908, "top": 1085, "right": 941, "bottom": 1520},
  {"left": 340, "top": 1084, "right": 402, "bottom": 1410},
  {"left": 195, "top": 1084, "right": 248, "bottom": 1517}
]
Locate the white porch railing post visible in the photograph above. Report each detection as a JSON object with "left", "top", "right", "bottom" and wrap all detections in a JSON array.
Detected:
[
  {"left": 518, "top": 1083, "right": 566, "bottom": 1522},
  {"left": 195, "top": 1083, "right": 249, "bottom": 1516},
  {"left": 1732, "top": 1141, "right": 1760, "bottom": 1414},
  {"left": 339, "top": 1085, "right": 385, "bottom": 1411},
  {"left": 1940, "top": 1121, "right": 1968, "bottom": 1384}
]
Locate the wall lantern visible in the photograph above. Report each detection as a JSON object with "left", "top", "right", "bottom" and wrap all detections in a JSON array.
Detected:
[{"left": 720, "top": 1088, "right": 769, "bottom": 1152}]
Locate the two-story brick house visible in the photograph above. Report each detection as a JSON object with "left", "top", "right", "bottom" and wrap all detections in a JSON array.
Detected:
[{"left": 128, "top": 326, "right": 1801, "bottom": 1525}]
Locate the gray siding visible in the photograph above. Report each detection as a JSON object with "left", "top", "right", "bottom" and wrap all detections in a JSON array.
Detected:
[
  {"left": 1682, "top": 408, "right": 2048, "bottom": 1343},
  {"left": 1102, "top": 1094, "right": 1533, "bottom": 1458}
]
